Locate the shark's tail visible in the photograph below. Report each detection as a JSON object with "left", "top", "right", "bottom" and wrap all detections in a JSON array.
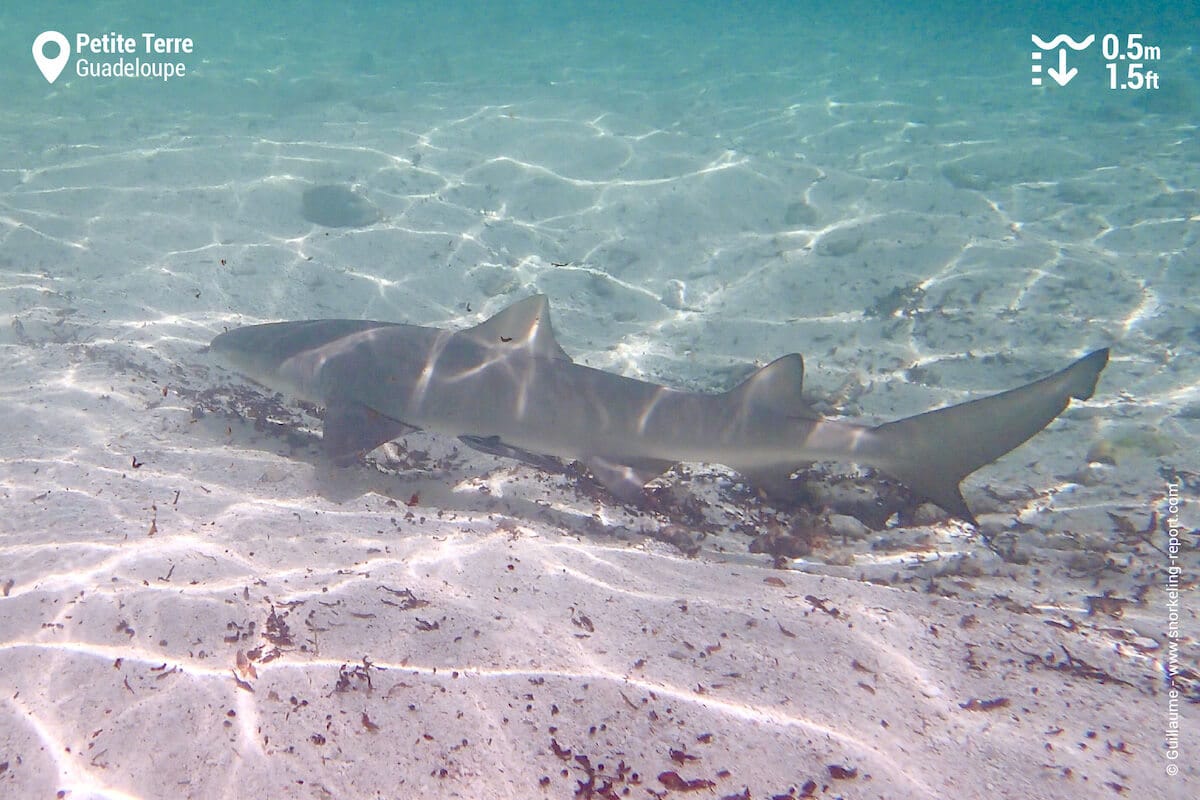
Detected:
[{"left": 870, "top": 349, "right": 1109, "bottom": 525}]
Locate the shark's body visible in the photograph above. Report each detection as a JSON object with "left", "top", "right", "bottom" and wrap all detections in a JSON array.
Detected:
[{"left": 210, "top": 295, "right": 1108, "bottom": 524}]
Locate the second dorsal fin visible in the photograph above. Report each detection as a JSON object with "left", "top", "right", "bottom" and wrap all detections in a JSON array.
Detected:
[
  {"left": 466, "top": 295, "right": 572, "bottom": 361},
  {"left": 725, "top": 354, "right": 817, "bottom": 420}
]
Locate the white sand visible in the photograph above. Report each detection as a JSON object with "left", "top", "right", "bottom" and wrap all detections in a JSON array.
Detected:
[{"left": 1, "top": 7, "right": 1196, "bottom": 798}]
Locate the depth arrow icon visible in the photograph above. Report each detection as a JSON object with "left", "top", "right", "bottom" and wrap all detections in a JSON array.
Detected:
[{"left": 1047, "top": 48, "right": 1077, "bottom": 86}]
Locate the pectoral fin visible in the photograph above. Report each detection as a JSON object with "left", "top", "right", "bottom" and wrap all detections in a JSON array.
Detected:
[
  {"left": 583, "top": 456, "right": 676, "bottom": 502},
  {"left": 323, "top": 400, "right": 416, "bottom": 466}
]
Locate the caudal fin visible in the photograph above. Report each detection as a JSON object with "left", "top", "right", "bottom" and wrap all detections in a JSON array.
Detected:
[{"left": 871, "top": 349, "right": 1109, "bottom": 525}]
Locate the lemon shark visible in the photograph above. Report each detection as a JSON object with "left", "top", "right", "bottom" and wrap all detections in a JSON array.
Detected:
[{"left": 209, "top": 295, "right": 1108, "bottom": 524}]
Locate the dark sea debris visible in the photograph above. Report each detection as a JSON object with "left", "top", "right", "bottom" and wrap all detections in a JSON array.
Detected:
[
  {"left": 959, "top": 696, "right": 1010, "bottom": 711},
  {"left": 865, "top": 282, "right": 925, "bottom": 318},
  {"left": 264, "top": 604, "right": 295, "bottom": 646},
  {"left": 658, "top": 770, "right": 716, "bottom": 791}
]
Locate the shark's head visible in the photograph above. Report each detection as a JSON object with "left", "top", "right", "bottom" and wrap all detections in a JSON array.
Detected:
[{"left": 210, "top": 319, "right": 402, "bottom": 399}]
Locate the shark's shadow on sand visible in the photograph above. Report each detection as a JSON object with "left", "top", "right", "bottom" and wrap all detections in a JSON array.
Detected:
[
  {"left": 205, "top": 295, "right": 1108, "bottom": 543},
  {"left": 186, "top": 382, "right": 931, "bottom": 561}
]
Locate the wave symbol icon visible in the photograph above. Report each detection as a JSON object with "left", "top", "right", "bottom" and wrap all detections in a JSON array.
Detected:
[{"left": 1031, "top": 34, "right": 1095, "bottom": 51}]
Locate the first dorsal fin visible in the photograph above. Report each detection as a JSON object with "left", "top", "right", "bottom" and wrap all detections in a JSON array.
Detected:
[
  {"left": 725, "top": 354, "right": 817, "bottom": 420},
  {"left": 466, "top": 295, "right": 572, "bottom": 361}
]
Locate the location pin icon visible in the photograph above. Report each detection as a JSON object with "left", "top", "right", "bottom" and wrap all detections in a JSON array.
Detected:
[{"left": 33, "top": 31, "right": 71, "bottom": 84}]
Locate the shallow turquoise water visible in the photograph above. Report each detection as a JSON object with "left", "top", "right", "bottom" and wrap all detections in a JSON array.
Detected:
[{"left": 0, "top": 3, "right": 1195, "bottom": 796}]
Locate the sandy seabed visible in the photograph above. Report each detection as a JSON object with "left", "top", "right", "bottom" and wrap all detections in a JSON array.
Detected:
[{"left": 1, "top": 9, "right": 1197, "bottom": 798}]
